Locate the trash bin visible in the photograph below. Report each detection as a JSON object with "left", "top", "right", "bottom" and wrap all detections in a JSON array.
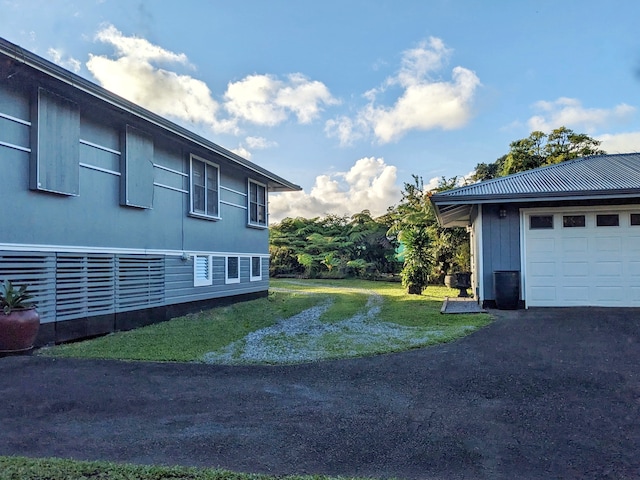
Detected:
[{"left": 493, "top": 270, "right": 520, "bottom": 309}]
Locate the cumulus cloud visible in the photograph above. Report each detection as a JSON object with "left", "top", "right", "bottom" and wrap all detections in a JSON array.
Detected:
[
  {"left": 268, "top": 157, "right": 401, "bottom": 223},
  {"left": 47, "top": 48, "right": 81, "bottom": 73},
  {"left": 224, "top": 73, "right": 339, "bottom": 126},
  {"left": 528, "top": 97, "right": 635, "bottom": 133},
  {"left": 326, "top": 37, "right": 481, "bottom": 146},
  {"left": 87, "top": 24, "right": 236, "bottom": 133},
  {"left": 245, "top": 136, "right": 278, "bottom": 149},
  {"left": 597, "top": 131, "right": 640, "bottom": 153},
  {"left": 86, "top": 25, "right": 336, "bottom": 138}
]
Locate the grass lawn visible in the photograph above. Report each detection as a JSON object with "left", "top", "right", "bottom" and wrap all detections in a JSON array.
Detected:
[
  {"left": 0, "top": 456, "right": 366, "bottom": 480},
  {"left": 38, "top": 278, "right": 491, "bottom": 364}
]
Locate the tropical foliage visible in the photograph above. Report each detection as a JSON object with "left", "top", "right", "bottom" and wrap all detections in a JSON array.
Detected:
[
  {"left": 472, "top": 126, "right": 604, "bottom": 181},
  {"left": 269, "top": 211, "right": 401, "bottom": 279},
  {"left": 386, "top": 175, "right": 470, "bottom": 294}
]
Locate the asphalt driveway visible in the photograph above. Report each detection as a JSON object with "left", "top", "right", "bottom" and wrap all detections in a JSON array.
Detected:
[{"left": 1, "top": 307, "right": 639, "bottom": 479}]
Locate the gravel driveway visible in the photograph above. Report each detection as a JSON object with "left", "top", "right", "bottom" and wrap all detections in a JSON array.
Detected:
[{"left": 1, "top": 307, "right": 639, "bottom": 479}]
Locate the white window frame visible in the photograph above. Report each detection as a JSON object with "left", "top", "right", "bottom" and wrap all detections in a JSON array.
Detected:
[
  {"left": 250, "top": 256, "right": 262, "bottom": 281},
  {"left": 248, "top": 179, "right": 268, "bottom": 228},
  {"left": 193, "top": 255, "right": 212, "bottom": 286},
  {"left": 226, "top": 256, "right": 240, "bottom": 284},
  {"left": 190, "top": 154, "right": 220, "bottom": 220}
]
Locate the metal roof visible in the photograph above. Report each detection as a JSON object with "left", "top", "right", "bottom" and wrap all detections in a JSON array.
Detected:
[
  {"left": 431, "top": 153, "right": 640, "bottom": 227},
  {"left": 0, "top": 36, "right": 301, "bottom": 193}
]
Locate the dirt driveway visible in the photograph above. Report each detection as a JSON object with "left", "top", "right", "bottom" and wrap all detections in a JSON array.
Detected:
[{"left": 1, "top": 307, "right": 639, "bottom": 479}]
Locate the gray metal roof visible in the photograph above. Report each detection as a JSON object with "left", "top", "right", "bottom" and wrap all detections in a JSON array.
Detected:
[
  {"left": 431, "top": 153, "right": 640, "bottom": 227},
  {"left": 0, "top": 36, "right": 301, "bottom": 193}
]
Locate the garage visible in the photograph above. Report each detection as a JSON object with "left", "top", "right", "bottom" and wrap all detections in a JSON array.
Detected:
[
  {"left": 523, "top": 207, "right": 640, "bottom": 307},
  {"left": 430, "top": 153, "right": 640, "bottom": 309}
]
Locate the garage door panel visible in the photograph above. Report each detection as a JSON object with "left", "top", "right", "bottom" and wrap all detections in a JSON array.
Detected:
[
  {"left": 528, "top": 261, "right": 556, "bottom": 278},
  {"left": 529, "top": 286, "right": 556, "bottom": 302},
  {"left": 629, "top": 261, "right": 640, "bottom": 276},
  {"left": 561, "top": 262, "right": 589, "bottom": 277},
  {"left": 529, "top": 237, "right": 555, "bottom": 253},
  {"left": 594, "top": 261, "right": 623, "bottom": 277},
  {"left": 559, "top": 286, "right": 589, "bottom": 302},
  {"left": 593, "top": 286, "right": 625, "bottom": 303},
  {"left": 562, "top": 237, "right": 588, "bottom": 253},
  {"left": 594, "top": 236, "right": 622, "bottom": 252},
  {"left": 625, "top": 236, "right": 640, "bottom": 251}
]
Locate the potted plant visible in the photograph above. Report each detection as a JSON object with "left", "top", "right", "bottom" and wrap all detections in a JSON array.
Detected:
[{"left": 0, "top": 280, "right": 40, "bottom": 353}]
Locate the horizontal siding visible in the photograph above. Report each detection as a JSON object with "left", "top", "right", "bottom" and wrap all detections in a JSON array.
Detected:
[{"left": 165, "top": 256, "right": 268, "bottom": 305}]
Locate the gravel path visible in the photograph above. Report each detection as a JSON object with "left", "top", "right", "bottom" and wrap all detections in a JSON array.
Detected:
[{"left": 203, "top": 289, "right": 458, "bottom": 365}]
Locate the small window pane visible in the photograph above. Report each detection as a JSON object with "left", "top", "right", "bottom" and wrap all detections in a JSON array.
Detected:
[
  {"left": 530, "top": 215, "right": 553, "bottom": 229},
  {"left": 227, "top": 257, "right": 239, "bottom": 281},
  {"left": 563, "top": 215, "right": 585, "bottom": 228},
  {"left": 596, "top": 214, "right": 619, "bottom": 227},
  {"left": 251, "top": 257, "right": 262, "bottom": 281},
  {"left": 631, "top": 214, "right": 640, "bottom": 226}
]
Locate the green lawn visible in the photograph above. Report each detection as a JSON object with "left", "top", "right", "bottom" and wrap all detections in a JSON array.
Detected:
[
  {"left": 0, "top": 456, "right": 367, "bottom": 480},
  {"left": 38, "top": 278, "right": 491, "bottom": 364}
]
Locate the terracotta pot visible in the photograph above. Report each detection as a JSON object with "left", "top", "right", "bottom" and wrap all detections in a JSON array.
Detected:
[{"left": 0, "top": 308, "right": 40, "bottom": 353}]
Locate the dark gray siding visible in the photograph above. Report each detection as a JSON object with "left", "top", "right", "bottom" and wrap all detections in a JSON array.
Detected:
[{"left": 481, "top": 204, "right": 521, "bottom": 301}]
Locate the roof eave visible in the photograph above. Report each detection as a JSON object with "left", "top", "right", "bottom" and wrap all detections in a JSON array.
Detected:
[{"left": 430, "top": 189, "right": 640, "bottom": 206}]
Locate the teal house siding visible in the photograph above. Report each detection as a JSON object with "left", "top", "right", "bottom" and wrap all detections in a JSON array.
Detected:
[
  {"left": 481, "top": 204, "right": 521, "bottom": 303},
  {"left": 0, "top": 37, "right": 299, "bottom": 345}
]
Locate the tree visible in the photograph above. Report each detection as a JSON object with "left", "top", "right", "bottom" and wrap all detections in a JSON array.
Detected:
[
  {"left": 387, "top": 175, "right": 471, "bottom": 294},
  {"left": 269, "top": 211, "right": 400, "bottom": 279},
  {"left": 472, "top": 127, "right": 604, "bottom": 181}
]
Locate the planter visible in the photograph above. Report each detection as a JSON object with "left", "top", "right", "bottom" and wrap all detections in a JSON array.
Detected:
[
  {"left": 444, "top": 274, "right": 457, "bottom": 289},
  {"left": 0, "top": 308, "right": 40, "bottom": 353}
]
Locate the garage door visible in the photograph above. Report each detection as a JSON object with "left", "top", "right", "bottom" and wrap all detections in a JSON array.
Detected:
[{"left": 523, "top": 208, "right": 640, "bottom": 307}]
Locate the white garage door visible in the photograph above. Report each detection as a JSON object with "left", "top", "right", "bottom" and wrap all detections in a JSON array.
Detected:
[{"left": 523, "top": 207, "right": 640, "bottom": 307}]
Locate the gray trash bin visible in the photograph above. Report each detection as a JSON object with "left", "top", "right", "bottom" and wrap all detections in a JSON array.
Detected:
[{"left": 493, "top": 271, "right": 520, "bottom": 309}]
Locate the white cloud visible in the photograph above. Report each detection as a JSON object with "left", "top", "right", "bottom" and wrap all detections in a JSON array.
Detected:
[
  {"left": 230, "top": 145, "right": 252, "bottom": 159},
  {"left": 47, "top": 48, "right": 81, "bottom": 73},
  {"left": 245, "top": 136, "right": 278, "bottom": 149},
  {"left": 87, "top": 24, "right": 236, "bottom": 134},
  {"left": 597, "top": 131, "right": 640, "bottom": 153},
  {"left": 268, "top": 157, "right": 401, "bottom": 223},
  {"left": 223, "top": 73, "right": 338, "bottom": 126},
  {"left": 326, "top": 37, "right": 480, "bottom": 145},
  {"left": 528, "top": 97, "right": 635, "bottom": 133},
  {"left": 86, "top": 25, "right": 338, "bottom": 137}
]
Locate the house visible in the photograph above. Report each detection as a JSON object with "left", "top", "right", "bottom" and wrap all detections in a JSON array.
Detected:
[
  {"left": 430, "top": 153, "right": 640, "bottom": 308},
  {"left": 0, "top": 37, "right": 300, "bottom": 345}
]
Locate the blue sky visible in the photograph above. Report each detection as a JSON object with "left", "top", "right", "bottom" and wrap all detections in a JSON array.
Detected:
[{"left": 2, "top": 0, "right": 640, "bottom": 221}]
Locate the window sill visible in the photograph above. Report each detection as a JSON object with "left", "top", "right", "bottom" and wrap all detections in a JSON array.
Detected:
[
  {"left": 247, "top": 222, "right": 268, "bottom": 230},
  {"left": 189, "top": 212, "right": 221, "bottom": 222}
]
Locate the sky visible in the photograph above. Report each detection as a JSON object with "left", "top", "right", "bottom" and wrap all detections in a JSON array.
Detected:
[{"left": 2, "top": 0, "right": 640, "bottom": 222}]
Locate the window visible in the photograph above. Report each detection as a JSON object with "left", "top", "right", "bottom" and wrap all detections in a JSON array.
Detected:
[
  {"left": 563, "top": 215, "right": 585, "bottom": 228},
  {"left": 631, "top": 214, "right": 640, "bottom": 226},
  {"left": 193, "top": 255, "right": 212, "bottom": 286},
  {"left": 190, "top": 155, "right": 219, "bottom": 219},
  {"left": 530, "top": 215, "right": 553, "bottom": 229},
  {"left": 596, "top": 214, "right": 619, "bottom": 227},
  {"left": 250, "top": 256, "right": 262, "bottom": 281},
  {"left": 226, "top": 256, "right": 240, "bottom": 284},
  {"left": 248, "top": 180, "right": 267, "bottom": 227}
]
